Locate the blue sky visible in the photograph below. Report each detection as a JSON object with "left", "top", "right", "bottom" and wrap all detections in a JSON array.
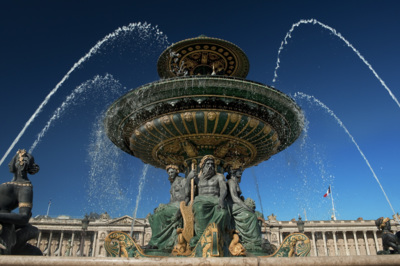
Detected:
[{"left": 1, "top": 0, "right": 399, "bottom": 222}]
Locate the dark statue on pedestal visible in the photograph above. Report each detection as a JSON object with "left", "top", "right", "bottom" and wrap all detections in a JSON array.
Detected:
[
  {"left": 0, "top": 149, "right": 42, "bottom": 255},
  {"left": 376, "top": 217, "right": 400, "bottom": 254}
]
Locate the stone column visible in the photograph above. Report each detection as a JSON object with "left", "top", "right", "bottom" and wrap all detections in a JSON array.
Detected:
[
  {"left": 311, "top": 231, "right": 318, "bottom": 257},
  {"left": 91, "top": 232, "right": 97, "bottom": 257},
  {"left": 373, "top": 231, "right": 380, "bottom": 252},
  {"left": 71, "top": 232, "right": 75, "bottom": 256},
  {"left": 322, "top": 232, "right": 328, "bottom": 256},
  {"left": 37, "top": 231, "right": 42, "bottom": 248},
  {"left": 332, "top": 231, "right": 338, "bottom": 256},
  {"left": 279, "top": 231, "right": 283, "bottom": 245},
  {"left": 45, "top": 231, "right": 53, "bottom": 256},
  {"left": 353, "top": 231, "right": 360, "bottom": 255},
  {"left": 57, "top": 232, "right": 64, "bottom": 256},
  {"left": 363, "top": 231, "right": 370, "bottom": 255},
  {"left": 342, "top": 231, "right": 349, "bottom": 256}
]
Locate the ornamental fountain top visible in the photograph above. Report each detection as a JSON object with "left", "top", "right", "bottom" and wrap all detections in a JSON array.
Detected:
[{"left": 105, "top": 36, "right": 304, "bottom": 173}]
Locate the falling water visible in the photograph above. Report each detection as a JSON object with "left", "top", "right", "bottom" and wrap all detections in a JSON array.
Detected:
[
  {"left": 294, "top": 92, "right": 399, "bottom": 223},
  {"left": 86, "top": 115, "right": 130, "bottom": 215},
  {"left": 272, "top": 19, "right": 400, "bottom": 108},
  {"left": 29, "top": 74, "right": 122, "bottom": 153},
  {"left": 251, "top": 168, "right": 264, "bottom": 217},
  {"left": 130, "top": 164, "right": 149, "bottom": 237},
  {"left": 0, "top": 22, "right": 169, "bottom": 167}
]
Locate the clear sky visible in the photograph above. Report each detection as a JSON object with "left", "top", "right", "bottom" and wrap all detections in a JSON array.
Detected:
[{"left": 1, "top": 0, "right": 399, "bottom": 222}]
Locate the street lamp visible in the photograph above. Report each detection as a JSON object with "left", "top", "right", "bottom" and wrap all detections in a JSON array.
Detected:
[
  {"left": 297, "top": 216, "right": 305, "bottom": 233},
  {"left": 80, "top": 214, "right": 90, "bottom": 256}
]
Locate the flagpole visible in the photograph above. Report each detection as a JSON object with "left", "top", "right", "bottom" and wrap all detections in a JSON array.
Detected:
[
  {"left": 46, "top": 200, "right": 51, "bottom": 217},
  {"left": 330, "top": 185, "right": 336, "bottom": 220}
]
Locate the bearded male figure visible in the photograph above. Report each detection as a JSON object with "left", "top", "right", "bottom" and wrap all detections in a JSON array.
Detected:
[
  {"left": 146, "top": 165, "right": 189, "bottom": 250},
  {"left": 188, "top": 155, "right": 229, "bottom": 247}
]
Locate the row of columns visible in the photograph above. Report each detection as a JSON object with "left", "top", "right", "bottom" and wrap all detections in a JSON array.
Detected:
[
  {"left": 35, "top": 230, "right": 98, "bottom": 257},
  {"left": 306, "top": 230, "right": 380, "bottom": 256},
  {"left": 274, "top": 229, "right": 383, "bottom": 257}
]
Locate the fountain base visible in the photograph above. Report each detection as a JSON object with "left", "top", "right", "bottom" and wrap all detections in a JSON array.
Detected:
[{"left": 1, "top": 255, "right": 399, "bottom": 266}]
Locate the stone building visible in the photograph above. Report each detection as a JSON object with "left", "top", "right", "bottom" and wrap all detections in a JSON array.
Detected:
[{"left": 28, "top": 213, "right": 400, "bottom": 257}]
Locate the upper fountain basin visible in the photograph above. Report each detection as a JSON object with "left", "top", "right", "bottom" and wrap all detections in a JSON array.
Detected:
[{"left": 105, "top": 75, "right": 304, "bottom": 172}]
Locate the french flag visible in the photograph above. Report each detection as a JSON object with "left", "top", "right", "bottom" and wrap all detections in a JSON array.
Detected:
[{"left": 323, "top": 186, "right": 331, "bottom": 198}]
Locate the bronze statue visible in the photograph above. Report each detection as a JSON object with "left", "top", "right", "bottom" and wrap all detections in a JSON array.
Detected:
[
  {"left": 0, "top": 149, "right": 42, "bottom": 255},
  {"left": 188, "top": 155, "right": 229, "bottom": 247},
  {"left": 226, "top": 166, "right": 264, "bottom": 251},
  {"left": 145, "top": 165, "right": 189, "bottom": 250},
  {"left": 376, "top": 217, "right": 400, "bottom": 254}
]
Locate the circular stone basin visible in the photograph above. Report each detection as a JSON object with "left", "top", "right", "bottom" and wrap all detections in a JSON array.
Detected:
[{"left": 105, "top": 76, "right": 304, "bottom": 171}]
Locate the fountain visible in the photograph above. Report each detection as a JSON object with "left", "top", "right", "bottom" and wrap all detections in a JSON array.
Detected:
[{"left": 103, "top": 36, "right": 308, "bottom": 258}]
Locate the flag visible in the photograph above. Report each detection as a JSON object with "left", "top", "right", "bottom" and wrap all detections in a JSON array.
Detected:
[{"left": 323, "top": 186, "right": 331, "bottom": 197}]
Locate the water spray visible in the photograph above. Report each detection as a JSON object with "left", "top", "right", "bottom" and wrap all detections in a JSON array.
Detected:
[
  {"left": 273, "top": 19, "right": 400, "bottom": 109},
  {"left": 294, "top": 92, "right": 399, "bottom": 224}
]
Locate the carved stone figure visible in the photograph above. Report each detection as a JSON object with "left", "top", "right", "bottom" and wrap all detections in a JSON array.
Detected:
[
  {"left": 188, "top": 155, "right": 229, "bottom": 247},
  {"left": 376, "top": 217, "right": 400, "bottom": 254},
  {"left": 226, "top": 167, "right": 263, "bottom": 251},
  {"left": 0, "top": 149, "right": 42, "bottom": 255},
  {"left": 145, "top": 165, "right": 189, "bottom": 250}
]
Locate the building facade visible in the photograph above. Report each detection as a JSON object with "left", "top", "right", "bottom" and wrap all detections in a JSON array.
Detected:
[{"left": 28, "top": 213, "right": 400, "bottom": 257}]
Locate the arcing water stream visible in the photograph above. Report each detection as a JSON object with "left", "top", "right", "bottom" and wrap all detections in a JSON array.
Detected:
[
  {"left": 273, "top": 19, "right": 400, "bottom": 109},
  {"left": 0, "top": 22, "right": 168, "bottom": 167},
  {"left": 294, "top": 92, "right": 400, "bottom": 223},
  {"left": 29, "top": 74, "right": 122, "bottom": 153}
]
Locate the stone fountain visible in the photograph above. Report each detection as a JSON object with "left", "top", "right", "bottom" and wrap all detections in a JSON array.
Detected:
[{"left": 103, "top": 36, "right": 307, "bottom": 258}]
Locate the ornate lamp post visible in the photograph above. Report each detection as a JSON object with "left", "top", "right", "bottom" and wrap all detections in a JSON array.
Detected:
[
  {"left": 297, "top": 216, "right": 305, "bottom": 233},
  {"left": 80, "top": 214, "right": 90, "bottom": 257}
]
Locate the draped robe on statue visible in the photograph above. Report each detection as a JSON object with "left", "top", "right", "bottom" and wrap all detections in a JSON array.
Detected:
[
  {"left": 147, "top": 201, "right": 182, "bottom": 250},
  {"left": 191, "top": 195, "right": 230, "bottom": 245},
  {"left": 231, "top": 202, "right": 263, "bottom": 250}
]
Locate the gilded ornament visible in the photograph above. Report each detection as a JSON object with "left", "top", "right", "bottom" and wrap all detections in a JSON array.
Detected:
[
  {"left": 230, "top": 113, "right": 239, "bottom": 123},
  {"left": 214, "top": 141, "right": 232, "bottom": 158},
  {"left": 161, "top": 140, "right": 181, "bottom": 154},
  {"left": 161, "top": 115, "right": 171, "bottom": 125},
  {"left": 183, "top": 112, "right": 193, "bottom": 122},
  {"left": 134, "top": 130, "right": 141, "bottom": 137},
  {"left": 181, "top": 140, "right": 198, "bottom": 157},
  {"left": 207, "top": 112, "right": 217, "bottom": 121},
  {"left": 145, "top": 121, "right": 154, "bottom": 130},
  {"left": 19, "top": 202, "right": 33, "bottom": 208},
  {"left": 249, "top": 118, "right": 259, "bottom": 128},
  {"left": 264, "top": 125, "right": 272, "bottom": 134},
  {"left": 229, "top": 230, "right": 246, "bottom": 256}
]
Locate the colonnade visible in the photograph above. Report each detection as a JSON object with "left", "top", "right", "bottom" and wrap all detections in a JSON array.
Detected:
[
  {"left": 29, "top": 215, "right": 399, "bottom": 257},
  {"left": 276, "top": 229, "right": 385, "bottom": 257}
]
